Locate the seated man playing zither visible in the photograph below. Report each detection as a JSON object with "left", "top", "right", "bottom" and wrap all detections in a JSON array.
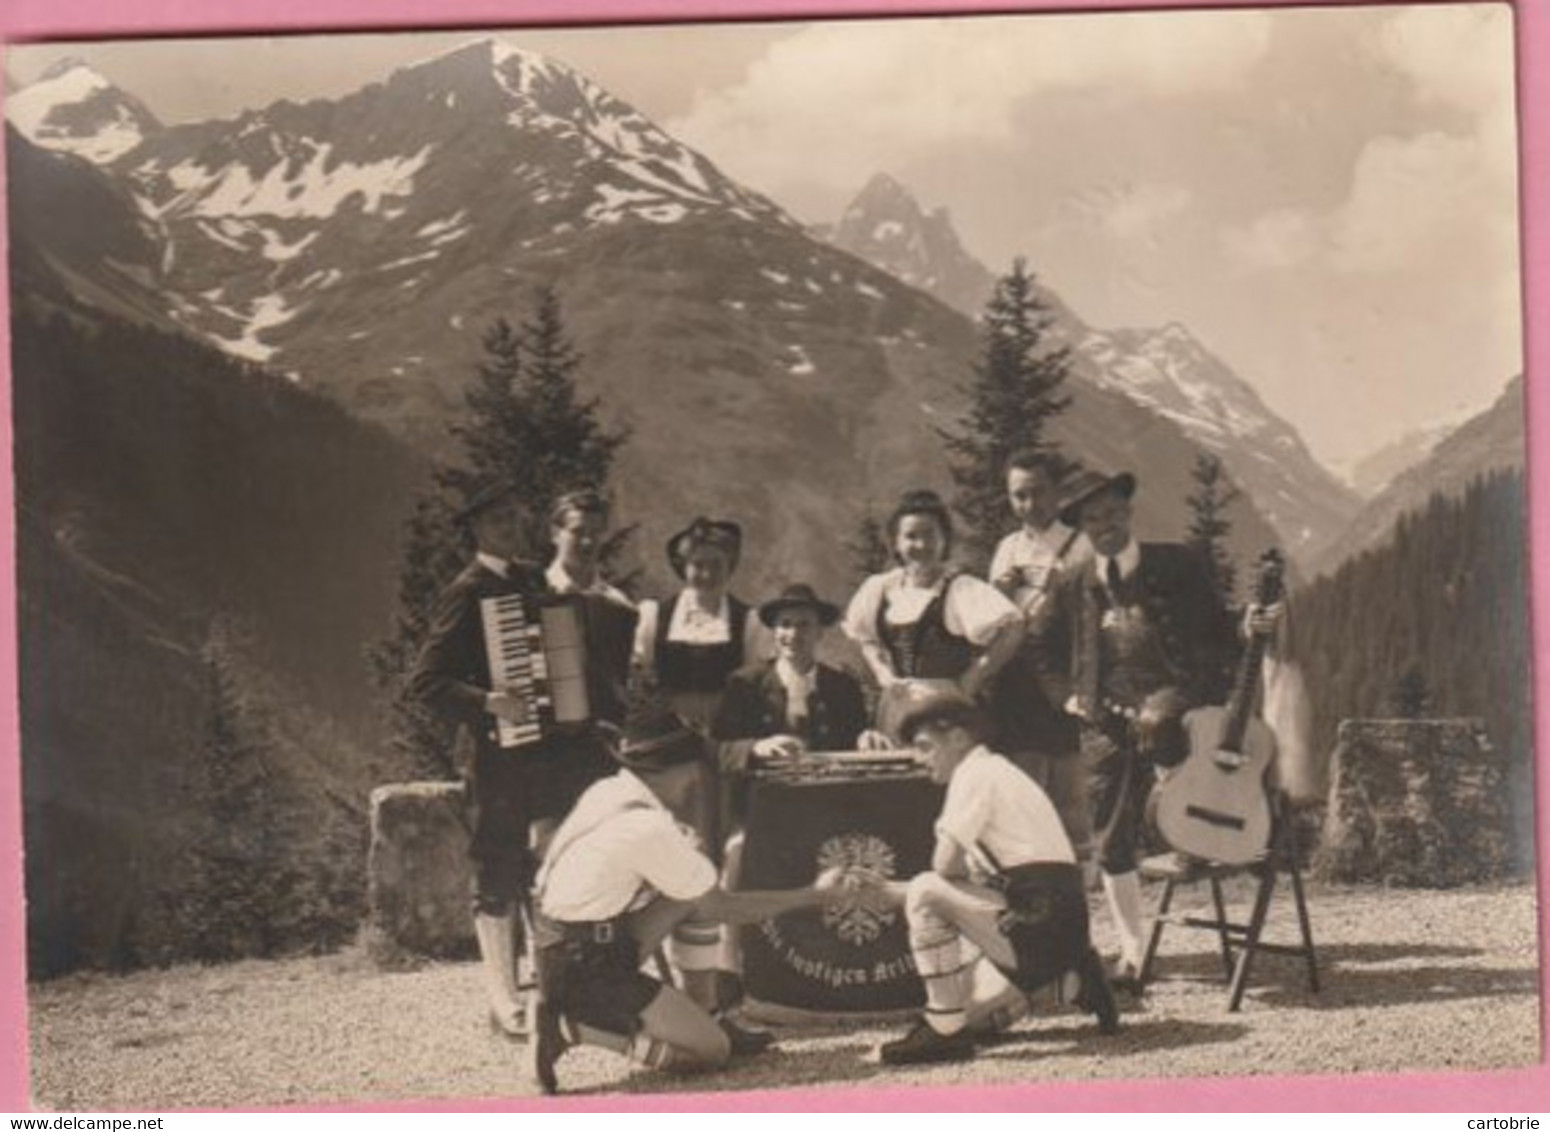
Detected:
[
  {"left": 527, "top": 697, "right": 865, "bottom": 1094},
  {"left": 871, "top": 685, "right": 1120, "bottom": 1066}
]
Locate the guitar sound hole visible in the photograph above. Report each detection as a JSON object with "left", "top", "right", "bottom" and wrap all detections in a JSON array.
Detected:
[{"left": 1184, "top": 805, "right": 1246, "bottom": 831}]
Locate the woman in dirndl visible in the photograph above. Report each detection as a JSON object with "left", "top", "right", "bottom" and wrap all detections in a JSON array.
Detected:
[
  {"left": 634, "top": 518, "right": 763, "bottom": 735},
  {"left": 632, "top": 517, "right": 765, "bottom": 1019}
]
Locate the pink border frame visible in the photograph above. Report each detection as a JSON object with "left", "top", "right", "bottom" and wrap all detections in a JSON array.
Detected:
[{"left": 0, "top": 0, "right": 1543, "bottom": 1113}]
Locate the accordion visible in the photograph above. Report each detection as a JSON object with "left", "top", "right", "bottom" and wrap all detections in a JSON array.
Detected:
[{"left": 479, "top": 593, "right": 592, "bottom": 749}]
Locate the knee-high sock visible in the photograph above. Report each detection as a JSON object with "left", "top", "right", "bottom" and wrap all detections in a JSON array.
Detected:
[
  {"left": 473, "top": 912, "right": 523, "bottom": 1029},
  {"left": 1102, "top": 870, "right": 1146, "bottom": 969},
  {"left": 718, "top": 832, "right": 745, "bottom": 976},
  {"left": 624, "top": 1030, "right": 728, "bottom": 1072},
  {"left": 908, "top": 905, "right": 971, "bottom": 1034},
  {"left": 964, "top": 959, "right": 1030, "bottom": 1034},
  {"left": 668, "top": 917, "right": 722, "bottom": 1008}
]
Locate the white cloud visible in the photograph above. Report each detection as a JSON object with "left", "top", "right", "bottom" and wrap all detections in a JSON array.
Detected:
[
  {"left": 1374, "top": 3, "right": 1515, "bottom": 117},
  {"left": 1046, "top": 181, "right": 1193, "bottom": 242},
  {"left": 1329, "top": 131, "right": 1494, "bottom": 273},
  {"left": 1222, "top": 208, "right": 1319, "bottom": 271},
  {"left": 667, "top": 10, "right": 1271, "bottom": 196}
]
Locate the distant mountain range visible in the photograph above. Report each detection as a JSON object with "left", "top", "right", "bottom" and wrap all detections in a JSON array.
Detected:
[
  {"left": 1311, "top": 375, "right": 1526, "bottom": 577},
  {"left": 8, "top": 42, "right": 1292, "bottom": 603},
  {"left": 825, "top": 175, "right": 1362, "bottom": 567},
  {"left": 6, "top": 36, "right": 1528, "bottom": 972},
  {"left": 1340, "top": 420, "right": 1460, "bottom": 499}
]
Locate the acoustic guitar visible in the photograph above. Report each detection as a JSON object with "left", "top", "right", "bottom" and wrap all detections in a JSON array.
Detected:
[{"left": 1152, "top": 549, "right": 1285, "bottom": 865}]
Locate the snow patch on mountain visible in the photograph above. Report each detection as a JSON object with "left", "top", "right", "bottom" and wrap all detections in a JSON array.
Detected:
[
  {"left": 7, "top": 63, "right": 154, "bottom": 164},
  {"left": 260, "top": 229, "right": 318, "bottom": 262},
  {"left": 209, "top": 294, "right": 297, "bottom": 362},
  {"left": 161, "top": 143, "right": 432, "bottom": 220}
]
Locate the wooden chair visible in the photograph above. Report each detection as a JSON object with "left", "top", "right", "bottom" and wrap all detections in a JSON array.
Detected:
[{"left": 1138, "top": 792, "right": 1319, "bottom": 1011}]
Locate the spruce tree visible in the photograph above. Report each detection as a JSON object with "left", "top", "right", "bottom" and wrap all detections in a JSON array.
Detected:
[
  {"left": 372, "top": 287, "right": 629, "bottom": 777},
  {"left": 940, "top": 258, "right": 1073, "bottom": 569},
  {"left": 1185, "top": 452, "right": 1242, "bottom": 608},
  {"left": 186, "top": 618, "right": 277, "bottom": 960},
  {"left": 846, "top": 506, "right": 894, "bottom": 582},
  {"left": 1390, "top": 664, "right": 1432, "bottom": 718}
]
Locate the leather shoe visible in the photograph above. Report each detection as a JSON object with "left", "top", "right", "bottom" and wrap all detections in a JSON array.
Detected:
[
  {"left": 1074, "top": 950, "right": 1121, "bottom": 1035},
  {"left": 879, "top": 1018, "right": 976, "bottom": 1066},
  {"left": 1106, "top": 956, "right": 1145, "bottom": 996},
  {"left": 720, "top": 1017, "right": 776, "bottom": 1057}
]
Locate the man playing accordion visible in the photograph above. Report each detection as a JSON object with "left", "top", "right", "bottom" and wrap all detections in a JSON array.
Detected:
[{"left": 408, "top": 478, "right": 632, "bottom": 1042}]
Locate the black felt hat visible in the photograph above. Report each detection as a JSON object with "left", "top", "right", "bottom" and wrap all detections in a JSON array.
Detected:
[
  {"left": 892, "top": 683, "right": 985, "bottom": 745},
  {"left": 666, "top": 517, "right": 743, "bottom": 578},
  {"left": 611, "top": 698, "right": 704, "bottom": 772},
  {"left": 1056, "top": 469, "right": 1136, "bottom": 528},
  {"left": 757, "top": 583, "right": 840, "bottom": 628}
]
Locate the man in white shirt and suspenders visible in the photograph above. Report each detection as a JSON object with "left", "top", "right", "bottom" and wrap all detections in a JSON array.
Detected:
[
  {"left": 872, "top": 685, "right": 1118, "bottom": 1066},
  {"left": 527, "top": 698, "right": 861, "bottom": 1093}
]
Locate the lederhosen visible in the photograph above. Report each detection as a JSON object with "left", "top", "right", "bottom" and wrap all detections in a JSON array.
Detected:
[
  {"left": 876, "top": 574, "right": 976, "bottom": 680},
  {"left": 982, "top": 856, "right": 1092, "bottom": 994},
  {"left": 532, "top": 799, "right": 665, "bottom": 1036},
  {"left": 653, "top": 592, "right": 751, "bottom": 858},
  {"left": 1083, "top": 569, "right": 1185, "bottom": 875}
]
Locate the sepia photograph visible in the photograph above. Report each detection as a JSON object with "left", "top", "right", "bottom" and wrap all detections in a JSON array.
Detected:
[{"left": 1, "top": 0, "right": 1540, "bottom": 1111}]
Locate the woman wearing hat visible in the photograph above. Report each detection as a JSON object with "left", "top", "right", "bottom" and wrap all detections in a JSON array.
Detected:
[
  {"left": 633, "top": 517, "right": 764, "bottom": 734},
  {"left": 843, "top": 489, "right": 1025, "bottom": 721},
  {"left": 632, "top": 517, "right": 764, "bottom": 1017}
]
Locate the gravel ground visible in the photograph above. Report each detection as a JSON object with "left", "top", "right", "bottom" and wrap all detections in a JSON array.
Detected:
[{"left": 27, "top": 882, "right": 1541, "bottom": 1110}]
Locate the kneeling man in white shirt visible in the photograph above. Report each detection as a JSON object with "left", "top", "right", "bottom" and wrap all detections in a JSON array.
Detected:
[{"left": 874, "top": 685, "right": 1120, "bottom": 1066}]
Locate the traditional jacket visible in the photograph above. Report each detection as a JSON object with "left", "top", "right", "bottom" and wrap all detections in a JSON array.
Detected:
[
  {"left": 408, "top": 556, "right": 550, "bottom": 766},
  {"left": 711, "top": 659, "right": 871, "bottom": 774},
  {"left": 1027, "top": 542, "right": 1238, "bottom": 722}
]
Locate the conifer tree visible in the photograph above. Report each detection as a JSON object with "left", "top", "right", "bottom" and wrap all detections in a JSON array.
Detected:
[
  {"left": 1185, "top": 452, "right": 1242, "bottom": 608},
  {"left": 846, "top": 506, "right": 894, "bottom": 582},
  {"left": 186, "top": 618, "right": 277, "bottom": 960},
  {"left": 940, "top": 258, "right": 1073, "bottom": 568},
  {"left": 1390, "top": 664, "right": 1432, "bottom": 718}
]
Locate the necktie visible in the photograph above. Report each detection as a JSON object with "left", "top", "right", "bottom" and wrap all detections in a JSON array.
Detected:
[{"left": 1106, "top": 557, "right": 1123, "bottom": 593}]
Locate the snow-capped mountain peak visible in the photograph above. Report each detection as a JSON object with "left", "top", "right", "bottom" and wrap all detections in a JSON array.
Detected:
[
  {"left": 7, "top": 59, "right": 161, "bottom": 164},
  {"left": 829, "top": 172, "right": 996, "bottom": 314}
]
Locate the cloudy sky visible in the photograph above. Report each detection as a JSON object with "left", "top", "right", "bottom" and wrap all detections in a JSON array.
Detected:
[{"left": 5, "top": 2, "right": 1524, "bottom": 473}]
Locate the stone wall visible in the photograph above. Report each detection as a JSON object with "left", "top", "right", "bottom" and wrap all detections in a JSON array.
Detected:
[
  {"left": 366, "top": 782, "right": 474, "bottom": 959},
  {"left": 1315, "top": 718, "right": 1512, "bottom": 886}
]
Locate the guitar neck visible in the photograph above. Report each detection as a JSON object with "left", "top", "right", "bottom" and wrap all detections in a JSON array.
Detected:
[
  {"left": 1220, "top": 550, "right": 1285, "bottom": 753},
  {"left": 1220, "top": 634, "right": 1270, "bottom": 753}
]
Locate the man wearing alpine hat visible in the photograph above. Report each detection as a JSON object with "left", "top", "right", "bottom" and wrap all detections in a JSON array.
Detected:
[
  {"left": 408, "top": 476, "right": 618, "bottom": 1042},
  {"left": 1026, "top": 467, "right": 1261, "bottom": 989},
  {"left": 713, "top": 582, "right": 892, "bottom": 782}
]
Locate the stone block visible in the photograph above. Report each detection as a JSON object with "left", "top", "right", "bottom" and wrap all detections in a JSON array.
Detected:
[
  {"left": 367, "top": 781, "right": 473, "bottom": 959},
  {"left": 1315, "top": 718, "right": 1511, "bottom": 886}
]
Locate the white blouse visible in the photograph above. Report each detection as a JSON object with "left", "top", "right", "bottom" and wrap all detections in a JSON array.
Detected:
[
  {"left": 633, "top": 591, "right": 766, "bottom": 669},
  {"left": 842, "top": 568, "right": 1020, "bottom": 648}
]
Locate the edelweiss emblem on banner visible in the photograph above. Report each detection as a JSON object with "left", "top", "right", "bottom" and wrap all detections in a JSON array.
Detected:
[{"left": 817, "top": 833, "right": 899, "bottom": 945}]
